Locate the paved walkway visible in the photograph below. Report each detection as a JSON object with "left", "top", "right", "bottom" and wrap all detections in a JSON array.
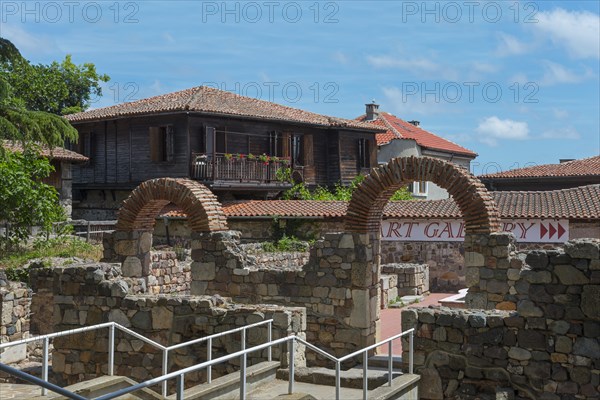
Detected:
[
  {"left": 377, "top": 293, "right": 452, "bottom": 355},
  {"left": 0, "top": 383, "right": 44, "bottom": 399}
]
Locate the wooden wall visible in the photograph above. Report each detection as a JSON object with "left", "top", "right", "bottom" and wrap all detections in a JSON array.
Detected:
[{"left": 72, "top": 113, "right": 377, "bottom": 189}]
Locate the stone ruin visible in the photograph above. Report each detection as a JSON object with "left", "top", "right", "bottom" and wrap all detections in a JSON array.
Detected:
[{"left": 4, "top": 156, "right": 597, "bottom": 399}]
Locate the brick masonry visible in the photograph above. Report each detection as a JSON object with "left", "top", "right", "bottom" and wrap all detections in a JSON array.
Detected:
[{"left": 345, "top": 156, "right": 500, "bottom": 235}]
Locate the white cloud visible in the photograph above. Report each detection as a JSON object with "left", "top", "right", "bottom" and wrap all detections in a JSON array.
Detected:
[
  {"left": 476, "top": 116, "right": 530, "bottom": 146},
  {"left": 535, "top": 8, "right": 600, "bottom": 59},
  {"left": 163, "top": 32, "right": 175, "bottom": 43},
  {"left": 539, "top": 128, "right": 580, "bottom": 140},
  {"left": 367, "top": 54, "right": 458, "bottom": 80},
  {"left": 539, "top": 61, "right": 594, "bottom": 86},
  {"left": 1, "top": 24, "right": 58, "bottom": 55},
  {"left": 381, "top": 86, "right": 443, "bottom": 116},
  {"left": 332, "top": 51, "right": 349, "bottom": 65},
  {"left": 495, "top": 33, "right": 529, "bottom": 56},
  {"left": 552, "top": 108, "right": 569, "bottom": 119}
]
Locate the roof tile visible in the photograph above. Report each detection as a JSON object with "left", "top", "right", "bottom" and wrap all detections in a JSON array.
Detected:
[
  {"left": 479, "top": 155, "right": 600, "bottom": 179},
  {"left": 159, "top": 185, "right": 600, "bottom": 220},
  {"left": 3, "top": 140, "right": 88, "bottom": 163},
  {"left": 356, "top": 112, "right": 477, "bottom": 157},
  {"left": 66, "top": 86, "right": 385, "bottom": 132}
]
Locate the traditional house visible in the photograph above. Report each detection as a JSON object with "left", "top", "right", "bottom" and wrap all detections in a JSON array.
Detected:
[
  {"left": 480, "top": 155, "right": 600, "bottom": 191},
  {"left": 65, "top": 86, "right": 383, "bottom": 220},
  {"left": 2, "top": 141, "right": 88, "bottom": 218},
  {"left": 356, "top": 102, "right": 477, "bottom": 200}
]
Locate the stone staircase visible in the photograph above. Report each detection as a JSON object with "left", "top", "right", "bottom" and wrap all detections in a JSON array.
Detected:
[{"left": 21, "top": 359, "right": 419, "bottom": 399}]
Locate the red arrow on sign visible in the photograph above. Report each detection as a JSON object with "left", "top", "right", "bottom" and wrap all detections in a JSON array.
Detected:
[
  {"left": 549, "top": 224, "right": 557, "bottom": 239},
  {"left": 557, "top": 223, "right": 566, "bottom": 239},
  {"left": 540, "top": 223, "right": 548, "bottom": 239}
]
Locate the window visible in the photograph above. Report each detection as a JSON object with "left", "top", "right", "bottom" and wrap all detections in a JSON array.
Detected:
[
  {"left": 358, "top": 138, "right": 370, "bottom": 168},
  {"left": 291, "top": 134, "right": 304, "bottom": 166},
  {"left": 412, "top": 181, "right": 428, "bottom": 196},
  {"left": 75, "top": 132, "right": 93, "bottom": 159},
  {"left": 149, "top": 126, "right": 174, "bottom": 162}
]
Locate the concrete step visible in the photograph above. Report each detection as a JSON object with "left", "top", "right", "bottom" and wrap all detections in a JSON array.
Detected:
[
  {"left": 250, "top": 374, "right": 420, "bottom": 400},
  {"left": 32, "top": 375, "right": 162, "bottom": 399},
  {"left": 276, "top": 365, "right": 403, "bottom": 390},
  {"left": 174, "top": 361, "right": 279, "bottom": 400}
]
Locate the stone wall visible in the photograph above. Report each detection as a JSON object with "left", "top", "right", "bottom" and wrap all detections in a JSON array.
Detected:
[
  {"left": 190, "top": 231, "right": 380, "bottom": 362},
  {"left": 43, "top": 263, "right": 306, "bottom": 387},
  {"left": 0, "top": 273, "right": 32, "bottom": 364},
  {"left": 381, "top": 263, "right": 429, "bottom": 296},
  {"left": 402, "top": 238, "right": 600, "bottom": 399},
  {"left": 147, "top": 251, "right": 191, "bottom": 295}
]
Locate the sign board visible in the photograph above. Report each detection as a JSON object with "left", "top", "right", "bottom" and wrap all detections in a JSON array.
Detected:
[{"left": 381, "top": 219, "right": 569, "bottom": 243}]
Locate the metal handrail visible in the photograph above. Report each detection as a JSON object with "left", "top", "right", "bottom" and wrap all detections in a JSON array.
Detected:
[
  {"left": 0, "top": 319, "right": 273, "bottom": 398},
  {"left": 94, "top": 336, "right": 294, "bottom": 400},
  {"left": 0, "top": 362, "right": 86, "bottom": 400},
  {"left": 0, "top": 322, "right": 415, "bottom": 400},
  {"left": 159, "top": 319, "right": 273, "bottom": 397},
  {"left": 95, "top": 329, "right": 415, "bottom": 400}
]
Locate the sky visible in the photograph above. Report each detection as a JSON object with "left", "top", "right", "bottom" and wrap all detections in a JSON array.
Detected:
[{"left": 1, "top": 0, "right": 599, "bottom": 175}]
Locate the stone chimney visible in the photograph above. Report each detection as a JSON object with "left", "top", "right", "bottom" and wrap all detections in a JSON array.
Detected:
[
  {"left": 365, "top": 100, "right": 379, "bottom": 121},
  {"left": 408, "top": 120, "right": 420, "bottom": 127}
]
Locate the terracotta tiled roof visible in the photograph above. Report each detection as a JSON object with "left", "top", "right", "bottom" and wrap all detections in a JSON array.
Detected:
[
  {"left": 66, "top": 86, "right": 385, "bottom": 132},
  {"left": 479, "top": 155, "right": 600, "bottom": 180},
  {"left": 356, "top": 112, "right": 477, "bottom": 157},
  {"left": 2, "top": 140, "right": 88, "bottom": 163},
  {"left": 159, "top": 185, "right": 600, "bottom": 220}
]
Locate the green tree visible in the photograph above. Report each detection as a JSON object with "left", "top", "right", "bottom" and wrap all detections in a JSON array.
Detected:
[
  {"left": 0, "top": 151, "right": 65, "bottom": 252},
  {"left": 6, "top": 54, "right": 109, "bottom": 115},
  {"left": 0, "top": 38, "right": 78, "bottom": 149}
]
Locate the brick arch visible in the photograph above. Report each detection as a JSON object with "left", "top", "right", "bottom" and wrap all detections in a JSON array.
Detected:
[
  {"left": 115, "top": 178, "right": 228, "bottom": 232},
  {"left": 345, "top": 156, "right": 500, "bottom": 234}
]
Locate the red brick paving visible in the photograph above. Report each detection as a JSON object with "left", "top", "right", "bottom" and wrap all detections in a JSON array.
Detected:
[{"left": 377, "top": 293, "right": 454, "bottom": 355}]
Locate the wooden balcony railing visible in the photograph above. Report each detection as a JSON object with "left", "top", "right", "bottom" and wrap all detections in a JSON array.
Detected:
[{"left": 191, "top": 153, "right": 292, "bottom": 184}]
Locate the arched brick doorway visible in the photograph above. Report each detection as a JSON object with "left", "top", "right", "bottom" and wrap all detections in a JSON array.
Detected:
[
  {"left": 343, "top": 156, "right": 501, "bottom": 345},
  {"left": 346, "top": 156, "right": 500, "bottom": 235},
  {"left": 107, "top": 178, "right": 228, "bottom": 277}
]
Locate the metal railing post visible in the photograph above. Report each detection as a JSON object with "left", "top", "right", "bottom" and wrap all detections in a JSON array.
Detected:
[
  {"left": 363, "top": 351, "right": 368, "bottom": 400},
  {"left": 240, "top": 329, "right": 247, "bottom": 399},
  {"left": 41, "top": 337, "right": 49, "bottom": 396},
  {"left": 176, "top": 374, "right": 184, "bottom": 400},
  {"left": 240, "top": 352, "right": 247, "bottom": 399},
  {"left": 388, "top": 341, "right": 393, "bottom": 386},
  {"left": 335, "top": 360, "right": 341, "bottom": 400},
  {"left": 409, "top": 330, "right": 414, "bottom": 374},
  {"left": 162, "top": 349, "right": 168, "bottom": 398},
  {"left": 267, "top": 321, "right": 272, "bottom": 362},
  {"left": 207, "top": 337, "right": 212, "bottom": 383},
  {"left": 288, "top": 338, "right": 295, "bottom": 394},
  {"left": 108, "top": 324, "right": 115, "bottom": 376}
]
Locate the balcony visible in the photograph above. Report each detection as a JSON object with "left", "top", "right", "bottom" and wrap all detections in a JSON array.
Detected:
[{"left": 191, "top": 153, "right": 294, "bottom": 188}]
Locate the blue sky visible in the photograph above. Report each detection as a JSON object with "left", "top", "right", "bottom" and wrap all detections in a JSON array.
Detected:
[{"left": 1, "top": 0, "right": 599, "bottom": 174}]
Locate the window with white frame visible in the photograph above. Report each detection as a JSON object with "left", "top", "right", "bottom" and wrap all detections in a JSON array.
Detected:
[{"left": 412, "top": 181, "right": 428, "bottom": 196}]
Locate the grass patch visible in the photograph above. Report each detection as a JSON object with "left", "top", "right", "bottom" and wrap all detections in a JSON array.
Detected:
[
  {"left": 0, "top": 236, "right": 102, "bottom": 279},
  {"left": 261, "top": 235, "right": 310, "bottom": 253}
]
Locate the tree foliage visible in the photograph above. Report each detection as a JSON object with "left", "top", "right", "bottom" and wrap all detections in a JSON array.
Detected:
[
  {"left": 0, "top": 151, "right": 65, "bottom": 252},
  {"left": 282, "top": 174, "right": 414, "bottom": 201},
  {"left": 6, "top": 54, "right": 109, "bottom": 115},
  {"left": 0, "top": 38, "right": 80, "bottom": 150}
]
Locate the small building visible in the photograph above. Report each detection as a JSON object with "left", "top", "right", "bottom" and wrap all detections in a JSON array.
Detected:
[
  {"left": 480, "top": 155, "right": 600, "bottom": 191},
  {"left": 355, "top": 102, "right": 477, "bottom": 200},
  {"left": 65, "top": 86, "right": 383, "bottom": 220},
  {"left": 2, "top": 141, "right": 88, "bottom": 218}
]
